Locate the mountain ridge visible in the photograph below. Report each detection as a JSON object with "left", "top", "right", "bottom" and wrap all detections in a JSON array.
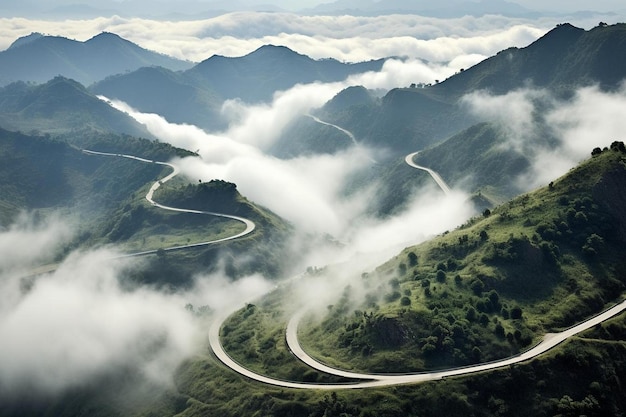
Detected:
[
  {"left": 0, "top": 76, "right": 154, "bottom": 138},
  {"left": 0, "top": 32, "right": 192, "bottom": 87}
]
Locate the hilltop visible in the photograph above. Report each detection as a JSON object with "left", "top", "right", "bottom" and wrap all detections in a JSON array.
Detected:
[
  {"left": 92, "top": 44, "right": 386, "bottom": 130},
  {"left": 172, "top": 143, "right": 626, "bottom": 417},
  {"left": 0, "top": 32, "right": 192, "bottom": 87},
  {"left": 299, "top": 143, "right": 626, "bottom": 372},
  {"left": 309, "top": 23, "right": 626, "bottom": 156},
  {"left": 0, "top": 77, "right": 154, "bottom": 138}
]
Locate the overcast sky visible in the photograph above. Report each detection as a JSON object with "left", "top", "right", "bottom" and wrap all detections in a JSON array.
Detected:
[{"left": 12, "top": 0, "right": 626, "bottom": 12}]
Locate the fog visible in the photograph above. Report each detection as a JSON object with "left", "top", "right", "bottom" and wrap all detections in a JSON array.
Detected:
[
  {"left": 463, "top": 83, "right": 626, "bottom": 189},
  {"left": 0, "top": 215, "right": 274, "bottom": 397},
  {"left": 103, "top": 63, "right": 477, "bottom": 274},
  {"left": 5, "top": 10, "right": 625, "bottom": 403}
]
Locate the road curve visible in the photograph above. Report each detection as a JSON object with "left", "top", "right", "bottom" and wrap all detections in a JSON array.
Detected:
[
  {"left": 405, "top": 152, "right": 451, "bottom": 195},
  {"left": 306, "top": 114, "right": 358, "bottom": 146},
  {"left": 208, "top": 299, "right": 626, "bottom": 389},
  {"left": 82, "top": 149, "right": 255, "bottom": 257}
]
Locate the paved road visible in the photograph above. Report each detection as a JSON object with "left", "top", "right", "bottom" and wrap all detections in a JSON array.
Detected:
[
  {"left": 209, "top": 299, "right": 626, "bottom": 389},
  {"left": 405, "top": 151, "right": 451, "bottom": 195},
  {"left": 306, "top": 114, "right": 358, "bottom": 146},
  {"left": 83, "top": 150, "right": 255, "bottom": 257},
  {"left": 83, "top": 152, "right": 626, "bottom": 389}
]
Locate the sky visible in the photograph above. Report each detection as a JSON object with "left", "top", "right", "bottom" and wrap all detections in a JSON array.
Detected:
[{"left": 2, "top": 0, "right": 626, "bottom": 14}]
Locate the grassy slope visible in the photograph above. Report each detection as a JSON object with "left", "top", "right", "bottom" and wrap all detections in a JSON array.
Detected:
[
  {"left": 3, "top": 151, "right": 626, "bottom": 417},
  {"left": 0, "top": 129, "right": 292, "bottom": 286},
  {"left": 0, "top": 77, "right": 153, "bottom": 138},
  {"left": 298, "top": 146, "right": 626, "bottom": 373},
  {"left": 414, "top": 122, "right": 531, "bottom": 204}
]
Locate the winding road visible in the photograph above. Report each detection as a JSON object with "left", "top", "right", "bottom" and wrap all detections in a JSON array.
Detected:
[
  {"left": 405, "top": 151, "right": 451, "bottom": 195},
  {"left": 82, "top": 150, "right": 255, "bottom": 257},
  {"left": 201, "top": 120, "right": 625, "bottom": 389},
  {"left": 306, "top": 114, "right": 359, "bottom": 147},
  {"left": 210, "top": 298, "right": 626, "bottom": 389},
  {"left": 83, "top": 142, "right": 625, "bottom": 391}
]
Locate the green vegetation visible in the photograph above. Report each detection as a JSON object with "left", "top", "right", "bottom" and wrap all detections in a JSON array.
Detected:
[
  {"left": 220, "top": 291, "right": 349, "bottom": 384},
  {"left": 0, "top": 128, "right": 292, "bottom": 286},
  {"left": 0, "top": 77, "right": 152, "bottom": 138},
  {"left": 414, "top": 122, "right": 531, "bottom": 203},
  {"left": 298, "top": 146, "right": 626, "bottom": 373}
]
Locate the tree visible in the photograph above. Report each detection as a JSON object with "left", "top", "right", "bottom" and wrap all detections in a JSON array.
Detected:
[
  {"left": 510, "top": 306, "right": 523, "bottom": 320},
  {"left": 591, "top": 147, "right": 602, "bottom": 156},
  {"left": 407, "top": 251, "right": 418, "bottom": 267},
  {"left": 466, "top": 306, "right": 477, "bottom": 321},
  {"left": 470, "top": 278, "right": 484, "bottom": 295},
  {"left": 495, "top": 323, "right": 505, "bottom": 338},
  {"left": 480, "top": 230, "right": 489, "bottom": 241},
  {"left": 436, "top": 269, "right": 446, "bottom": 283}
]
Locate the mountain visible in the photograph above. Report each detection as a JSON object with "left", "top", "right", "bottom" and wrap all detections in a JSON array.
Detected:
[
  {"left": 92, "top": 44, "right": 386, "bottom": 129},
  {"left": 413, "top": 122, "right": 532, "bottom": 202},
  {"left": 0, "top": 76, "right": 153, "bottom": 138},
  {"left": 0, "top": 32, "right": 193, "bottom": 87},
  {"left": 437, "top": 22, "right": 626, "bottom": 95},
  {"left": 316, "top": 23, "right": 626, "bottom": 155},
  {"left": 91, "top": 66, "right": 225, "bottom": 130},
  {"left": 173, "top": 143, "right": 626, "bottom": 417},
  {"left": 186, "top": 44, "right": 385, "bottom": 102},
  {"left": 298, "top": 141, "right": 626, "bottom": 371}
]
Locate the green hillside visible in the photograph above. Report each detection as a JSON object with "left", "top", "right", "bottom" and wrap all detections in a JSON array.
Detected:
[
  {"left": 0, "top": 77, "right": 153, "bottom": 138},
  {"left": 0, "top": 128, "right": 291, "bottom": 283},
  {"left": 0, "top": 32, "right": 192, "bottom": 87},
  {"left": 0, "top": 128, "right": 168, "bottom": 225},
  {"left": 167, "top": 144, "right": 626, "bottom": 417},
  {"left": 313, "top": 23, "right": 626, "bottom": 157},
  {"left": 299, "top": 143, "right": 626, "bottom": 372},
  {"left": 414, "top": 122, "right": 531, "bottom": 203}
]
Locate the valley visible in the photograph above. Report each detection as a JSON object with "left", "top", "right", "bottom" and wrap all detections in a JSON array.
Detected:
[{"left": 1, "top": 18, "right": 626, "bottom": 417}]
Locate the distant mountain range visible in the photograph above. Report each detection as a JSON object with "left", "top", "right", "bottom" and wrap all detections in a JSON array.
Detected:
[
  {"left": 0, "top": 32, "right": 192, "bottom": 87},
  {"left": 1, "top": 23, "right": 626, "bottom": 204},
  {"left": 0, "top": 76, "right": 153, "bottom": 138},
  {"left": 296, "top": 23, "right": 626, "bottom": 203},
  {"left": 0, "top": 29, "right": 388, "bottom": 128},
  {"left": 91, "top": 44, "right": 386, "bottom": 129},
  {"left": 317, "top": 23, "right": 626, "bottom": 155}
]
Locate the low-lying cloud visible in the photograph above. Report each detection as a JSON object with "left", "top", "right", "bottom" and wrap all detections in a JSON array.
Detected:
[
  {"left": 0, "top": 215, "right": 273, "bottom": 398},
  {"left": 463, "top": 83, "right": 626, "bottom": 189},
  {"left": 104, "top": 71, "right": 477, "bottom": 274}
]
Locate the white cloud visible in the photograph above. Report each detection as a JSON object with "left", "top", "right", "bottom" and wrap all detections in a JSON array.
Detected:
[
  {"left": 462, "top": 88, "right": 553, "bottom": 153},
  {"left": 462, "top": 84, "right": 626, "bottom": 190},
  {"left": 0, "top": 215, "right": 274, "bottom": 397},
  {"left": 103, "top": 77, "right": 476, "bottom": 274},
  {"left": 0, "top": 212, "right": 72, "bottom": 274}
]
